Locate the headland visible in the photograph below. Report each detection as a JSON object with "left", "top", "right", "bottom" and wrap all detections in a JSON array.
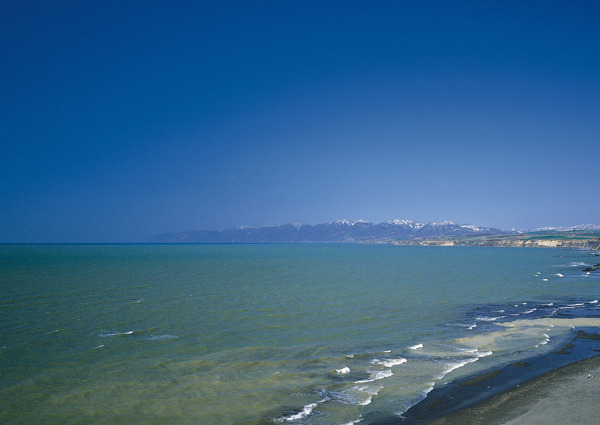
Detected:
[{"left": 374, "top": 230, "right": 600, "bottom": 251}]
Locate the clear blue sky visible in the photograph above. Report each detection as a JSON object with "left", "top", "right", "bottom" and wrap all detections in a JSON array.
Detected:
[{"left": 1, "top": 1, "right": 599, "bottom": 242}]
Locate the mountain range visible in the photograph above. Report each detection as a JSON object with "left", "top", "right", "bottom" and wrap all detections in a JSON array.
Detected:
[{"left": 151, "top": 219, "right": 524, "bottom": 243}]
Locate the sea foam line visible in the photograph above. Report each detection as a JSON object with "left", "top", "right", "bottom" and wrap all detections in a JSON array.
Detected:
[
  {"left": 96, "top": 330, "right": 134, "bottom": 337},
  {"left": 435, "top": 349, "right": 493, "bottom": 380},
  {"left": 371, "top": 357, "right": 407, "bottom": 368},
  {"left": 475, "top": 316, "right": 504, "bottom": 322},
  {"left": 277, "top": 398, "right": 329, "bottom": 422},
  {"left": 355, "top": 369, "right": 394, "bottom": 384}
]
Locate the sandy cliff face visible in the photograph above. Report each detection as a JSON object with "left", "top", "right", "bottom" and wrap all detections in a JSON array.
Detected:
[{"left": 389, "top": 237, "right": 600, "bottom": 250}]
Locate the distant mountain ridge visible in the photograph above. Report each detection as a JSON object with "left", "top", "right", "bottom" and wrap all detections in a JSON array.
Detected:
[{"left": 151, "top": 219, "right": 518, "bottom": 243}]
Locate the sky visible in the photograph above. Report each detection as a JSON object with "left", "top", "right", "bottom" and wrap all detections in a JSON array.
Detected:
[{"left": 1, "top": 0, "right": 599, "bottom": 243}]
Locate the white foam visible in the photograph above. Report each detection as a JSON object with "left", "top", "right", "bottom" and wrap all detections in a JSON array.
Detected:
[
  {"left": 336, "top": 367, "right": 351, "bottom": 374},
  {"left": 371, "top": 357, "right": 407, "bottom": 367},
  {"left": 433, "top": 348, "right": 492, "bottom": 381},
  {"left": 97, "top": 330, "right": 134, "bottom": 337},
  {"left": 358, "top": 396, "right": 372, "bottom": 406},
  {"left": 381, "top": 358, "right": 407, "bottom": 367},
  {"left": 498, "top": 317, "right": 600, "bottom": 331},
  {"left": 409, "top": 343, "right": 424, "bottom": 350},
  {"left": 436, "top": 357, "right": 479, "bottom": 379},
  {"left": 555, "top": 273, "right": 564, "bottom": 277},
  {"left": 590, "top": 300, "right": 599, "bottom": 304},
  {"left": 566, "top": 262, "right": 590, "bottom": 267},
  {"left": 395, "top": 382, "right": 436, "bottom": 418},
  {"left": 355, "top": 369, "right": 393, "bottom": 383},
  {"left": 535, "top": 333, "right": 551, "bottom": 348},
  {"left": 355, "top": 385, "right": 381, "bottom": 405},
  {"left": 476, "top": 316, "right": 503, "bottom": 321},
  {"left": 522, "top": 308, "right": 537, "bottom": 314},
  {"left": 146, "top": 334, "right": 178, "bottom": 341},
  {"left": 280, "top": 402, "right": 318, "bottom": 422},
  {"left": 278, "top": 398, "right": 328, "bottom": 422}
]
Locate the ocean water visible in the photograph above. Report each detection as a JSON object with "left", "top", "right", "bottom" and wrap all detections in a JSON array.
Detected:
[{"left": 1, "top": 244, "right": 599, "bottom": 424}]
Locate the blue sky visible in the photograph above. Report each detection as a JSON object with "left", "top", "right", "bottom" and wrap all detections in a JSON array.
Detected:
[{"left": 1, "top": 1, "right": 599, "bottom": 242}]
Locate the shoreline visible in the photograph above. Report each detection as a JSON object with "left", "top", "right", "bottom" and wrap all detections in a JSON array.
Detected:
[
  {"left": 425, "top": 353, "right": 600, "bottom": 425},
  {"left": 370, "top": 325, "right": 600, "bottom": 424}
]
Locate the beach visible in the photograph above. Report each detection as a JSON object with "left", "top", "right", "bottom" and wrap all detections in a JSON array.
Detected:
[
  {"left": 389, "top": 328, "right": 600, "bottom": 425},
  {"left": 427, "top": 354, "right": 600, "bottom": 425}
]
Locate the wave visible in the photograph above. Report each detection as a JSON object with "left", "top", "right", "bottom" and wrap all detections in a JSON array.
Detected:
[
  {"left": 355, "top": 369, "right": 394, "bottom": 384},
  {"left": 277, "top": 300, "right": 600, "bottom": 423},
  {"left": 277, "top": 400, "right": 324, "bottom": 422},
  {"left": 146, "top": 334, "right": 178, "bottom": 341},
  {"left": 96, "top": 330, "right": 133, "bottom": 337},
  {"left": 396, "top": 382, "right": 435, "bottom": 417},
  {"left": 535, "top": 333, "right": 550, "bottom": 348},
  {"left": 371, "top": 357, "right": 407, "bottom": 368},
  {"left": 475, "top": 316, "right": 504, "bottom": 321},
  {"left": 562, "top": 262, "right": 591, "bottom": 267},
  {"left": 355, "top": 385, "right": 380, "bottom": 405}
]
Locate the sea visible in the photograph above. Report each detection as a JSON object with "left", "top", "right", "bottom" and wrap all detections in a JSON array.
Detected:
[{"left": 1, "top": 243, "right": 599, "bottom": 425}]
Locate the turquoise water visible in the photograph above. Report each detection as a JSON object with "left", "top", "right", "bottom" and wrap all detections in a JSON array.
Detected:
[{"left": 1, "top": 244, "right": 599, "bottom": 424}]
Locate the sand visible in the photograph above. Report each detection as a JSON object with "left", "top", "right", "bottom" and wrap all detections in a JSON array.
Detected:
[{"left": 426, "top": 354, "right": 600, "bottom": 425}]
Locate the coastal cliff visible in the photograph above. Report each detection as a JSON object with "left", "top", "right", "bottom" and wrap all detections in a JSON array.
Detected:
[{"left": 376, "top": 230, "right": 600, "bottom": 251}]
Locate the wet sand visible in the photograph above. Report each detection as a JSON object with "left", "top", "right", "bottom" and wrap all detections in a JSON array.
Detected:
[
  {"left": 427, "top": 354, "right": 600, "bottom": 425},
  {"left": 371, "top": 328, "right": 600, "bottom": 425}
]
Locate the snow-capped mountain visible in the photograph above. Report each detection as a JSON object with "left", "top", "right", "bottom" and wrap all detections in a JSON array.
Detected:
[{"left": 151, "top": 219, "right": 515, "bottom": 243}]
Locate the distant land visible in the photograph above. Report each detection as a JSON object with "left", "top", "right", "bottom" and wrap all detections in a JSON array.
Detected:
[
  {"left": 381, "top": 229, "right": 600, "bottom": 251},
  {"left": 151, "top": 220, "right": 600, "bottom": 249}
]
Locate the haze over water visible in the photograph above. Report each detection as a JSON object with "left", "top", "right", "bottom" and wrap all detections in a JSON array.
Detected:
[{"left": 2, "top": 244, "right": 600, "bottom": 424}]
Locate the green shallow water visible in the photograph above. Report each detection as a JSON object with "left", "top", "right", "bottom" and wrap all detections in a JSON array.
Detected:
[{"left": 1, "top": 244, "right": 599, "bottom": 424}]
